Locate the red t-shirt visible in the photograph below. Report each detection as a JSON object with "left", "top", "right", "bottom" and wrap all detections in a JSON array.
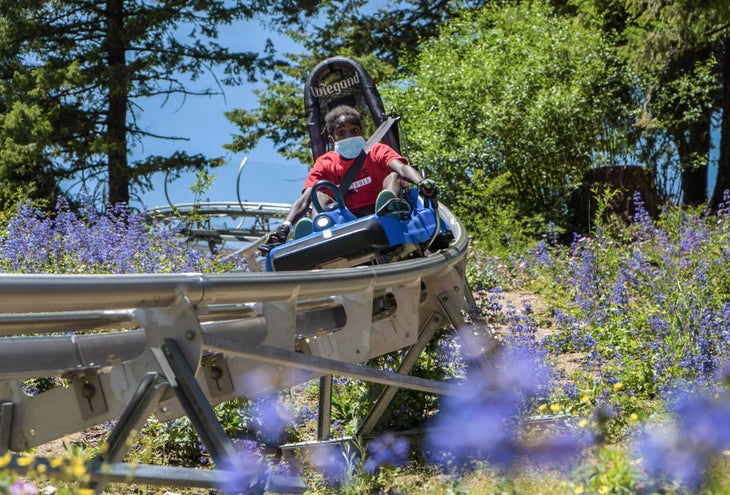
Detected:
[{"left": 303, "top": 143, "right": 406, "bottom": 213}]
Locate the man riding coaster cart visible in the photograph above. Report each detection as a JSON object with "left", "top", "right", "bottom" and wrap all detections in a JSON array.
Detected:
[{"left": 259, "top": 57, "right": 451, "bottom": 272}]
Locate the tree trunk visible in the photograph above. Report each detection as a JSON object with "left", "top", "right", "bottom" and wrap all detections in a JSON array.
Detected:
[
  {"left": 105, "top": 0, "right": 129, "bottom": 206},
  {"left": 677, "top": 118, "right": 711, "bottom": 206},
  {"left": 711, "top": 39, "right": 730, "bottom": 210},
  {"left": 569, "top": 166, "right": 659, "bottom": 237}
]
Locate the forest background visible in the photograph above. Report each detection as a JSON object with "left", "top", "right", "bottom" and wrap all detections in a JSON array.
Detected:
[{"left": 2, "top": 0, "right": 730, "bottom": 250}]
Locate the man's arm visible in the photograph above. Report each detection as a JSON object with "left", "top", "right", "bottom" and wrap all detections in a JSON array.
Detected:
[
  {"left": 285, "top": 187, "right": 313, "bottom": 225},
  {"left": 260, "top": 188, "right": 313, "bottom": 252},
  {"left": 388, "top": 158, "right": 425, "bottom": 184},
  {"left": 388, "top": 158, "right": 438, "bottom": 199}
]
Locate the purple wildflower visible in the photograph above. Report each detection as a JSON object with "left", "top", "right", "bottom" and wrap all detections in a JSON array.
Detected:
[
  {"left": 423, "top": 346, "right": 585, "bottom": 470},
  {"left": 250, "top": 395, "right": 294, "bottom": 444},
  {"left": 303, "top": 442, "right": 349, "bottom": 482},
  {"left": 0, "top": 196, "right": 246, "bottom": 274},
  {"left": 634, "top": 388, "right": 730, "bottom": 490},
  {"left": 364, "top": 433, "right": 409, "bottom": 474},
  {"left": 8, "top": 480, "right": 37, "bottom": 495},
  {"left": 216, "top": 440, "right": 269, "bottom": 494}
]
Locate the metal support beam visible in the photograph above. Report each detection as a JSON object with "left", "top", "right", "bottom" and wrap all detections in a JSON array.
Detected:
[
  {"left": 100, "top": 372, "right": 168, "bottom": 463},
  {"left": 357, "top": 311, "right": 445, "bottom": 437},
  {"left": 90, "top": 372, "right": 168, "bottom": 494},
  {"left": 161, "top": 338, "right": 285, "bottom": 494},
  {"left": 203, "top": 335, "right": 461, "bottom": 397},
  {"left": 437, "top": 292, "right": 498, "bottom": 380},
  {"left": 317, "top": 375, "right": 333, "bottom": 441},
  {"left": 0, "top": 401, "right": 12, "bottom": 455},
  {"left": 161, "top": 338, "right": 240, "bottom": 467}
]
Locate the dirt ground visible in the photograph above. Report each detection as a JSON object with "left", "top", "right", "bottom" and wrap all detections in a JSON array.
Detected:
[{"left": 32, "top": 422, "right": 109, "bottom": 457}]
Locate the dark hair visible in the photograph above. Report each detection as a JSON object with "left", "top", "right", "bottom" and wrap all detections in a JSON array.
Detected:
[{"left": 324, "top": 105, "right": 362, "bottom": 136}]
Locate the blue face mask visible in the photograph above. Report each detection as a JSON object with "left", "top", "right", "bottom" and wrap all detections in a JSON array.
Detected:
[{"left": 334, "top": 136, "right": 366, "bottom": 159}]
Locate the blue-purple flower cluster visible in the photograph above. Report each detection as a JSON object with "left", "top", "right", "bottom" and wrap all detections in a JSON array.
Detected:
[
  {"left": 423, "top": 345, "right": 587, "bottom": 471},
  {"left": 465, "top": 192, "right": 730, "bottom": 489},
  {"left": 634, "top": 381, "right": 730, "bottom": 490},
  {"left": 527, "top": 194, "right": 730, "bottom": 416},
  {"left": 0, "top": 198, "right": 248, "bottom": 273}
]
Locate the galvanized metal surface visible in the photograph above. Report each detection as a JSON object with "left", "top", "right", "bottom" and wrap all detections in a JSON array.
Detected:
[{"left": 0, "top": 204, "right": 472, "bottom": 493}]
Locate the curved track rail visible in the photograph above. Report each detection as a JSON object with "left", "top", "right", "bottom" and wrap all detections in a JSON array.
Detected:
[
  {"left": 145, "top": 201, "right": 292, "bottom": 247},
  {"left": 0, "top": 203, "right": 488, "bottom": 494}
]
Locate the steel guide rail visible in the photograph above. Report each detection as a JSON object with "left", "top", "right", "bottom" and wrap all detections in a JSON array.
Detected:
[
  {"left": 0, "top": 205, "right": 483, "bottom": 495},
  {"left": 145, "top": 201, "right": 294, "bottom": 246}
]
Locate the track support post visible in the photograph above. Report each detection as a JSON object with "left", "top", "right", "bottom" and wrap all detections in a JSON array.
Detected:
[{"left": 89, "top": 371, "right": 169, "bottom": 494}]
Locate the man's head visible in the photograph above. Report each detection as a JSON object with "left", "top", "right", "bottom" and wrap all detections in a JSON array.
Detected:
[{"left": 325, "top": 105, "right": 363, "bottom": 144}]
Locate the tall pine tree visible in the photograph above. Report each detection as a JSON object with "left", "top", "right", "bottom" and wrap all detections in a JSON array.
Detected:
[{"left": 0, "top": 0, "right": 273, "bottom": 207}]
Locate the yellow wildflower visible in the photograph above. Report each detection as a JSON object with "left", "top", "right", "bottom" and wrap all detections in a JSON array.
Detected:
[{"left": 70, "top": 458, "right": 87, "bottom": 478}]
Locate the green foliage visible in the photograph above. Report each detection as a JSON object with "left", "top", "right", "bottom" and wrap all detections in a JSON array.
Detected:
[
  {"left": 330, "top": 379, "right": 371, "bottom": 437},
  {"left": 383, "top": 0, "right": 639, "bottom": 240},
  {"left": 338, "top": 438, "right": 390, "bottom": 495},
  {"left": 225, "top": 1, "right": 488, "bottom": 164},
  {"left": 130, "top": 398, "right": 248, "bottom": 466},
  {"left": 617, "top": 0, "right": 730, "bottom": 72},
  {"left": 0, "top": 60, "right": 63, "bottom": 210},
  {"left": 22, "top": 377, "right": 64, "bottom": 395},
  {"left": 570, "top": 446, "right": 646, "bottom": 494},
  {"left": 268, "top": 1, "right": 490, "bottom": 71},
  {"left": 132, "top": 416, "right": 201, "bottom": 466},
  {"left": 167, "top": 168, "right": 220, "bottom": 247},
  {"left": 572, "top": 0, "right": 730, "bottom": 205},
  {"left": 299, "top": 436, "right": 399, "bottom": 495}
]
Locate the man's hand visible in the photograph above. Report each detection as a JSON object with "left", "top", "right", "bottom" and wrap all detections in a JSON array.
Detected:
[
  {"left": 259, "top": 223, "right": 291, "bottom": 254},
  {"left": 418, "top": 179, "right": 438, "bottom": 199}
]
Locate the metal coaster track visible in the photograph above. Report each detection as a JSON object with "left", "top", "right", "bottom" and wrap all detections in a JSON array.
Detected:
[
  {"left": 144, "top": 200, "right": 292, "bottom": 246},
  {"left": 0, "top": 202, "right": 489, "bottom": 494}
]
